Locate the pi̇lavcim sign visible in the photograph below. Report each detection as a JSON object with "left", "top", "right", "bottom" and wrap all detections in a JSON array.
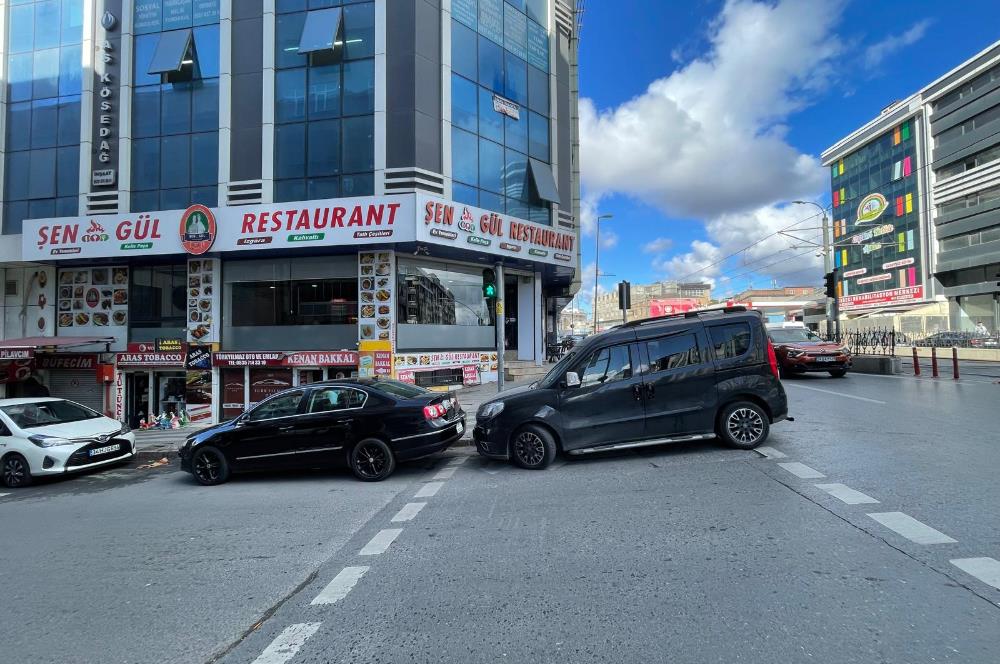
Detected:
[{"left": 22, "top": 195, "right": 418, "bottom": 260}]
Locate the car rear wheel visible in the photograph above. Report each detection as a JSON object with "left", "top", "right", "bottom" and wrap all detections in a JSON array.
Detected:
[
  {"left": 1, "top": 453, "right": 32, "bottom": 488},
  {"left": 511, "top": 425, "right": 556, "bottom": 470},
  {"left": 828, "top": 369, "right": 848, "bottom": 378},
  {"left": 350, "top": 438, "right": 396, "bottom": 482},
  {"left": 718, "top": 401, "right": 770, "bottom": 450},
  {"left": 192, "top": 447, "right": 230, "bottom": 486}
]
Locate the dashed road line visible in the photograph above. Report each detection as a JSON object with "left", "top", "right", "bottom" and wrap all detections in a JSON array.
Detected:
[
  {"left": 433, "top": 466, "right": 458, "bottom": 480},
  {"left": 311, "top": 566, "right": 369, "bottom": 605},
  {"left": 251, "top": 622, "right": 322, "bottom": 664},
  {"left": 0, "top": 493, "right": 10, "bottom": 498},
  {"left": 359, "top": 528, "right": 403, "bottom": 556},
  {"left": 415, "top": 481, "right": 444, "bottom": 498},
  {"left": 446, "top": 455, "right": 469, "bottom": 466},
  {"left": 815, "top": 483, "right": 879, "bottom": 505},
  {"left": 777, "top": 462, "right": 826, "bottom": 479},
  {"left": 391, "top": 502, "right": 427, "bottom": 523},
  {"left": 785, "top": 383, "right": 887, "bottom": 404},
  {"left": 950, "top": 557, "right": 1000, "bottom": 590},
  {"left": 867, "top": 512, "right": 957, "bottom": 545},
  {"left": 755, "top": 446, "right": 787, "bottom": 459}
]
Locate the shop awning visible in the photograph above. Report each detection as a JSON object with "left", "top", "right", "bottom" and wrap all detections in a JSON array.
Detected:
[{"left": 0, "top": 336, "right": 115, "bottom": 351}]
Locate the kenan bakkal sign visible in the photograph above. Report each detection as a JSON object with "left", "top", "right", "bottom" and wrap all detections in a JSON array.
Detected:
[{"left": 213, "top": 351, "right": 359, "bottom": 367}]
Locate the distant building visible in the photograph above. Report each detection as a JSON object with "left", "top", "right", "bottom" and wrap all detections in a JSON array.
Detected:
[{"left": 592, "top": 280, "right": 712, "bottom": 331}]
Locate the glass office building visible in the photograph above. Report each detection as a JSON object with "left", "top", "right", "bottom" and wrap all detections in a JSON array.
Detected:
[{"left": 0, "top": 0, "right": 582, "bottom": 421}]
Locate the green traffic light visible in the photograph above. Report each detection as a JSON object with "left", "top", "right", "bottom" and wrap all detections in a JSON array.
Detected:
[{"left": 484, "top": 283, "right": 496, "bottom": 298}]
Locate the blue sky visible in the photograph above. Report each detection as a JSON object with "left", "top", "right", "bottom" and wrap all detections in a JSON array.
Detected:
[{"left": 573, "top": 0, "right": 1000, "bottom": 310}]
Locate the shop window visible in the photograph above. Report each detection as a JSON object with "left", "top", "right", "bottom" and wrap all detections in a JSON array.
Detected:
[
  {"left": 130, "top": 265, "right": 188, "bottom": 330},
  {"left": 397, "top": 260, "right": 492, "bottom": 326},
  {"left": 231, "top": 279, "right": 358, "bottom": 326}
]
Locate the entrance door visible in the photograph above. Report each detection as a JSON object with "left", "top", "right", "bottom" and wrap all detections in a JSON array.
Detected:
[
  {"left": 298, "top": 369, "right": 324, "bottom": 385},
  {"left": 558, "top": 342, "right": 646, "bottom": 451},
  {"left": 126, "top": 373, "right": 150, "bottom": 428},
  {"left": 503, "top": 275, "right": 518, "bottom": 353},
  {"left": 155, "top": 372, "right": 187, "bottom": 418}
]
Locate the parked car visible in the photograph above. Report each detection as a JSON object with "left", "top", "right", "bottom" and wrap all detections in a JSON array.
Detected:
[
  {"left": 0, "top": 398, "right": 135, "bottom": 488},
  {"left": 474, "top": 307, "right": 789, "bottom": 469},
  {"left": 916, "top": 331, "right": 991, "bottom": 348},
  {"left": 178, "top": 378, "right": 465, "bottom": 485},
  {"left": 767, "top": 324, "right": 852, "bottom": 378}
]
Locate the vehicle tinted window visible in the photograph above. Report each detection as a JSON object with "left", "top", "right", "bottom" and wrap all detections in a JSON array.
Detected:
[
  {"left": 0, "top": 400, "right": 101, "bottom": 429},
  {"left": 372, "top": 379, "right": 428, "bottom": 399},
  {"left": 309, "top": 388, "right": 367, "bottom": 413},
  {"left": 578, "top": 344, "right": 632, "bottom": 387},
  {"left": 250, "top": 391, "right": 303, "bottom": 421},
  {"left": 646, "top": 334, "right": 700, "bottom": 372},
  {"left": 710, "top": 323, "right": 752, "bottom": 358},
  {"left": 768, "top": 328, "right": 820, "bottom": 344}
]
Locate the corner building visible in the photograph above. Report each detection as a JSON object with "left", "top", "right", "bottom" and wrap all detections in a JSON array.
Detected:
[{"left": 0, "top": 0, "right": 582, "bottom": 426}]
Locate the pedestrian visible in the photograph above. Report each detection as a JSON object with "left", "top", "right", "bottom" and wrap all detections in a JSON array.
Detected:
[{"left": 974, "top": 320, "right": 989, "bottom": 336}]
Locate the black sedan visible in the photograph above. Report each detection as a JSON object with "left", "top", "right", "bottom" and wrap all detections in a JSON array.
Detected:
[{"left": 178, "top": 379, "right": 465, "bottom": 485}]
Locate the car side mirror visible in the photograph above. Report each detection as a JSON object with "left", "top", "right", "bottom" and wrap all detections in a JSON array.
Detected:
[
  {"left": 565, "top": 371, "right": 581, "bottom": 388},
  {"left": 235, "top": 413, "right": 250, "bottom": 427}
]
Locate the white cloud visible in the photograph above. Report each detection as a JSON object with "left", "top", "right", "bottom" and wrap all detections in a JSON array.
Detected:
[
  {"left": 600, "top": 232, "right": 619, "bottom": 249},
  {"left": 571, "top": 260, "right": 612, "bottom": 315},
  {"left": 863, "top": 20, "right": 931, "bottom": 70},
  {"left": 580, "top": 0, "right": 840, "bottom": 220},
  {"left": 643, "top": 237, "right": 674, "bottom": 254}
]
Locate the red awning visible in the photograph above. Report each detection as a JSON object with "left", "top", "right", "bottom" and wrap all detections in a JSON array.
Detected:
[{"left": 0, "top": 336, "right": 116, "bottom": 349}]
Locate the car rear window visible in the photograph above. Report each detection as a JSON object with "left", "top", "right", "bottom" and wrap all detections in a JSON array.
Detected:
[
  {"left": 646, "top": 334, "right": 700, "bottom": 372},
  {"left": 709, "top": 323, "right": 752, "bottom": 359},
  {"left": 373, "top": 379, "right": 428, "bottom": 399}
]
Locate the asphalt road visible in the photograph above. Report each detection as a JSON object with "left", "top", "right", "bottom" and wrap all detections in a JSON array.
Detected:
[{"left": 1, "top": 371, "right": 998, "bottom": 663}]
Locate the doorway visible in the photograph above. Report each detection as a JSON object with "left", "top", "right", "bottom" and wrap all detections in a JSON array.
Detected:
[
  {"left": 504, "top": 275, "right": 519, "bottom": 352},
  {"left": 126, "top": 373, "right": 150, "bottom": 429}
]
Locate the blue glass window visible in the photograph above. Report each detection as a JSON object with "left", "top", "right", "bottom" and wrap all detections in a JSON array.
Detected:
[
  {"left": 504, "top": 53, "right": 527, "bottom": 105},
  {"left": 308, "top": 64, "right": 341, "bottom": 119},
  {"left": 527, "top": 65, "right": 548, "bottom": 115},
  {"left": 133, "top": 35, "right": 162, "bottom": 87},
  {"left": 194, "top": 25, "right": 221, "bottom": 78},
  {"left": 479, "top": 138, "right": 504, "bottom": 193},
  {"left": 7, "top": 103, "right": 32, "bottom": 152},
  {"left": 5, "top": 153, "right": 31, "bottom": 201},
  {"left": 131, "top": 191, "right": 159, "bottom": 213},
  {"left": 9, "top": 5, "right": 35, "bottom": 54},
  {"left": 343, "top": 2, "right": 375, "bottom": 60},
  {"left": 191, "top": 186, "right": 218, "bottom": 207},
  {"left": 8, "top": 54, "right": 34, "bottom": 103},
  {"left": 478, "top": 36, "right": 504, "bottom": 93},
  {"left": 277, "top": 0, "right": 308, "bottom": 13},
  {"left": 342, "top": 59, "right": 374, "bottom": 115},
  {"left": 308, "top": 177, "right": 340, "bottom": 200},
  {"left": 452, "top": 20, "right": 478, "bottom": 82},
  {"left": 160, "top": 135, "right": 191, "bottom": 189},
  {"left": 505, "top": 148, "right": 528, "bottom": 201},
  {"left": 133, "top": 87, "right": 161, "bottom": 137},
  {"left": 453, "top": 182, "right": 479, "bottom": 207},
  {"left": 452, "top": 128, "right": 479, "bottom": 186},
  {"left": 61, "top": 0, "right": 84, "bottom": 46},
  {"left": 34, "top": 2, "right": 60, "bottom": 50},
  {"left": 276, "top": 13, "right": 308, "bottom": 69},
  {"left": 452, "top": 74, "right": 478, "bottom": 132},
  {"left": 58, "top": 45, "right": 82, "bottom": 96},
  {"left": 33, "top": 49, "right": 60, "bottom": 99},
  {"left": 276, "top": 124, "right": 307, "bottom": 179},
  {"left": 29, "top": 198, "right": 56, "bottom": 220},
  {"left": 190, "top": 133, "right": 219, "bottom": 187},
  {"left": 478, "top": 86, "right": 503, "bottom": 143},
  {"left": 308, "top": 120, "right": 342, "bottom": 176},
  {"left": 56, "top": 196, "right": 78, "bottom": 217},
  {"left": 342, "top": 115, "right": 374, "bottom": 172},
  {"left": 161, "top": 84, "right": 193, "bottom": 135},
  {"left": 30, "top": 99, "right": 58, "bottom": 149},
  {"left": 56, "top": 146, "right": 79, "bottom": 196},
  {"left": 275, "top": 179, "right": 307, "bottom": 203},
  {"left": 298, "top": 8, "right": 343, "bottom": 55},
  {"left": 480, "top": 190, "right": 504, "bottom": 215},
  {"left": 192, "top": 80, "right": 219, "bottom": 131},
  {"left": 132, "top": 139, "right": 161, "bottom": 191},
  {"left": 341, "top": 173, "right": 374, "bottom": 196},
  {"left": 57, "top": 97, "right": 80, "bottom": 146},
  {"left": 527, "top": 0, "right": 547, "bottom": 25},
  {"left": 506, "top": 0, "right": 527, "bottom": 11},
  {"left": 161, "top": 188, "right": 192, "bottom": 211},
  {"left": 505, "top": 115, "right": 527, "bottom": 154},
  {"left": 277, "top": 69, "right": 308, "bottom": 122},
  {"left": 29, "top": 148, "right": 57, "bottom": 199},
  {"left": 529, "top": 110, "right": 549, "bottom": 161}
]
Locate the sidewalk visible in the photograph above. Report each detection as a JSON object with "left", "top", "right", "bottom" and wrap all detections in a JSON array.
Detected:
[{"left": 452, "top": 377, "right": 537, "bottom": 443}]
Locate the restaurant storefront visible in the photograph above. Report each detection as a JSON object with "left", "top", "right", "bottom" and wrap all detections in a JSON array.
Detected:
[{"left": 18, "top": 193, "right": 576, "bottom": 424}]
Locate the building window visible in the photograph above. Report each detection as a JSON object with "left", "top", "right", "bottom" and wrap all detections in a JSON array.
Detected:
[
  {"left": 130, "top": 265, "right": 188, "bottom": 330},
  {"left": 3, "top": 0, "right": 82, "bottom": 234},
  {"left": 397, "top": 260, "right": 492, "bottom": 326},
  {"left": 131, "top": 19, "right": 220, "bottom": 212},
  {"left": 274, "top": 2, "right": 375, "bottom": 201},
  {"left": 231, "top": 279, "right": 359, "bottom": 326}
]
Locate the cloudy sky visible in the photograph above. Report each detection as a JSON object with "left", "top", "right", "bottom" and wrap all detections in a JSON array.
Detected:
[{"left": 573, "top": 0, "right": 1000, "bottom": 312}]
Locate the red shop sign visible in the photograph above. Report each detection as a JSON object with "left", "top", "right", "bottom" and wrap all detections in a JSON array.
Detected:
[
  {"left": 213, "top": 351, "right": 359, "bottom": 367},
  {"left": 116, "top": 352, "right": 186, "bottom": 367}
]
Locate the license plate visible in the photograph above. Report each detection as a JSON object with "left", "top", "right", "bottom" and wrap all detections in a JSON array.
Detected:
[
  {"left": 814, "top": 356, "right": 836, "bottom": 363},
  {"left": 89, "top": 443, "right": 120, "bottom": 457},
  {"left": 456, "top": 421, "right": 464, "bottom": 434}
]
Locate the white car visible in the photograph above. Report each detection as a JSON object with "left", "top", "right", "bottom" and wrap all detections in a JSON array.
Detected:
[{"left": 0, "top": 398, "right": 136, "bottom": 488}]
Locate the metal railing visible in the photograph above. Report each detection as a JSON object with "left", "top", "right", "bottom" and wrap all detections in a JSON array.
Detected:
[{"left": 826, "top": 327, "right": 904, "bottom": 357}]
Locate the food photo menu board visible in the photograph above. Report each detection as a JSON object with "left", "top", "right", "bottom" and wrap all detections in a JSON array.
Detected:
[
  {"left": 357, "top": 251, "right": 395, "bottom": 346},
  {"left": 56, "top": 267, "right": 129, "bottom": 329},
  {"left": 187, "top": 258, "right": 220, "bottom": 344}
]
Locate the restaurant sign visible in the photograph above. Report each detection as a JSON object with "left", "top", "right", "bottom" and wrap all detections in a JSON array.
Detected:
[{"left": 0, "top": 349, "right": 34, "bottom": 360}]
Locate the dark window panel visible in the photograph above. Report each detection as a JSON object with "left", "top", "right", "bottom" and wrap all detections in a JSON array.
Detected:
[
  {"left": 275, "top": 123, "right": 307, "bottom": 179},
  {"left": 276, "top": 69, "right": 308, "bottom": 123},
  {"left": 452, "top": 127, "right": 479, "bottom": 186},
  {"left": 478, "top": 137, "right": 503, "bottom": 193},
  {"left": 307, "top": 119, "right": 342, "bottom": 176},
  {"left": 478, "top": 35, "right": 504, "bottom": 93},
  {"left": 342, "top": 58, "right": 374, "bottom": 115},
  {"left": 452, "top": 73, "right": 478, "bottom": 132},
  {"left": 7, "top": 102, "right": 33, "bottom": 152},
  {"left": 28, "top": 148, "right": 58, "bottom": 200},
  {"left": 160, "top": 134, "right": 192, "bottom": 189},
  {"left": 478, "top": 86, "right": 503, "bottom": 143},
  {"left": 451, "top": 20, "right": 478, "bottom": 82},
  {"left": 190, "top": 132, "right": 219, "bottom": 187},
  {"left": 161, "top": 83, "right": 193, "bottom": 135},
  {"left": 341, "top": 172, "right": 373, "bottom": 196},
  {"left": 133, "top": 86, "right": 162, "bottom": 137},
  {"left": 343, "top": 2, "right": 375, "bottom": 60},
  {"left": 132, "top": 138, "right": 162, "bottom": 191},
  {"left": 308, "top": 64, "right": 341, "bottom": 119},
  {"left": 341, "top": 115, "right": 373, "bottom": 173}
]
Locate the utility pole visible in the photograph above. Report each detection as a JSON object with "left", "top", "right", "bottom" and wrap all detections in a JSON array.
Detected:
[
  {"left": 593, "top": 214, "right": 613, "bottom": 333},
  {"left": 794, "top": 201, "right": 834, "bottom": 336},
  {"left": 495, "top": 262, "right": 505, "bottom": 392}
]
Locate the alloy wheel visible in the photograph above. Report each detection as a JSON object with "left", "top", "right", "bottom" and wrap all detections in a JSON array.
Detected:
[
  {"left": 727, "top": 408, "right": 765, "bottom": 444},
  {"left": 514, "top": 431, "right": 545, "bottom": 467},
  {"left": 193, "top": 451, "right": 222, "bottom": 483},
  {"left": 356, "top": 442, "right": 388, "bottom": 479},
  {"left": 3, "top": 456, "right": 28, "bottom": 487}
]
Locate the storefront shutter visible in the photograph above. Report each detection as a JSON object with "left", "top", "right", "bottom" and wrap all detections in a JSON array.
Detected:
[{"left": 47, "top": 371, "right": 104, "bottom": 412}]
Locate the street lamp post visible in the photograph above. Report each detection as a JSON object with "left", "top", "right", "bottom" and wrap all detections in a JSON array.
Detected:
[
  {"left": 593, "top": 214, "right": 613, "bottom": 333},
  {"left": 793, "top": 201, "right": 835, "bottom": 336}
]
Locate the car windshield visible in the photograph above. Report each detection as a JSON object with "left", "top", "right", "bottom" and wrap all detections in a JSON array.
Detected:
[
  {"left": 373, "top": 379, "right": 429, "bottom": 399},
  {"left": 540, "top": 350, "right": 578, "bottom": 388},
  {"left": 1, "top": 400, "right": 102, "bottom": 429},
  {"left": 769, "top": 328, "right": 823, "bottom": 343}
]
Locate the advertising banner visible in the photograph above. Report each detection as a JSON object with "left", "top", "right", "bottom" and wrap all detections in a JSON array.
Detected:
[
  {"left": 839, "top": 286, "right": 924, "bottom": 311},
  {"left": 359, "top": 341, "right": 392, "bottom": 378},
  {"left": 187, "top": 257, "right": 219, "bottom": 343},
  {"left": 394, "top": 351, "right": 498, "bottom": 384},
  {"left": 115, "top": 352, "right": 185, "bottom": 368},
  {"left": 357, "top": 251, "right": 395, "bottom": 345},
  {"left": 212, "top": 351, "right": 358, "bottom": 367}
]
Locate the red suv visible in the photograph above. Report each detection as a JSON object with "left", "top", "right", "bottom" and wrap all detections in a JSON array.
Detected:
[{"left": 767, "top": 325, "right": 851, "bottom": 378}]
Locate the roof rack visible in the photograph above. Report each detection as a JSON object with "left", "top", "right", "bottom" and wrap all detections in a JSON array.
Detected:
[{"left": 616, "top": 305, "right": 749, "bottom": 329}]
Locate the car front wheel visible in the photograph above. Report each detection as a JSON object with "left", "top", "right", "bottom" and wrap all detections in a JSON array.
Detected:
[
  {"left": 828, "top": 369, "right": 848, "bottom": 378},
  {"left": 511, "top": 425, "right": 557, "bottom": 470},
  {"left": 191, "top": 447, "right": 230, "bottom": 486},
  {"left": 350, "top": 438, "right": 396, "bottom": 482},
  {"left": 1, "top": 453, "right": 32, "bottom": 488},
  {"left": 718, "top": 401, "right": 770, "bottom": 450}
]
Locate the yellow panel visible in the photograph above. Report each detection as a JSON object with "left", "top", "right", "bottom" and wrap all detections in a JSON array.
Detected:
[
  {"left": 838, "top": 159, "right": 844, "bottom": 175},
  {"left": 905, "top": 193, "right": 913, "bottom": 214}
]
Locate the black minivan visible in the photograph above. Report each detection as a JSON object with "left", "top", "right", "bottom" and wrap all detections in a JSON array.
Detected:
[{"left": 474, "top": 307, "right": 789, "bottom": 469}]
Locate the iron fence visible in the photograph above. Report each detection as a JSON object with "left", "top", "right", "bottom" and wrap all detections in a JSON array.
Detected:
[{"left": 826, "top": 327, "right": 905, "bottom": 356}]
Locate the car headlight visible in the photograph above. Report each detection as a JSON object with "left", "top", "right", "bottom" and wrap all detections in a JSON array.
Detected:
[
  {"left": 28, "top": 434, "right": 76, "bottom": 448},
  {"left": 478, "top": 401, "right": 505, "bottom": 420}
]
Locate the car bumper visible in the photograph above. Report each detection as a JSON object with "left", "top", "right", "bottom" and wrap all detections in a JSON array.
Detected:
[
  {"left": 393, "top": 416, "right": 466, "bottom": 461},
  {"left": 473, "top": 421, "right": 510, "bottom": 460},
  {"left": 29, "top": 437, "right": 136, "bottom": 476},
  {"left": 783, "top": 357, "right": 852, "bottom": 372}
]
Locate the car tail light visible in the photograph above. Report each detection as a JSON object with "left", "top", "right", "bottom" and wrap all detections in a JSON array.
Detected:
[
  {"left": 423, "top": 403, "right": 447, "bottom": 420},
  {"left": 767, "top": 340, "right": 780, "bottom": 378}
]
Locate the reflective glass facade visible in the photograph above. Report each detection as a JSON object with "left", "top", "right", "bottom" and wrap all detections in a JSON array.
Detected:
[
  {"left": 450, "top": 0, "right": 552, "bottom": 225},
  {"left": 274, "top": 0, "right": 376, "bottom": 202},
  {"left": 830, "top": 118, "right": 925, "bottom": 308},
  {"left": 131, "top": 5, "right": 221, "bottom": 212},
  {"left": 3, "top": 0, "right": 84, "bottom": 234}
]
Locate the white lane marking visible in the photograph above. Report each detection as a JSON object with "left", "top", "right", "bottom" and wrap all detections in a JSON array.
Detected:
[
  {"left": 415, "top": 481, "right": 443, "bottom": 498},
  {"left": 755, "top": 446, "right": 787, "bottom": 459},
  {"left": 311, "top": 566, "right": 369, "bottom": 605},
  {"left": 785, "top": 383, "right": 887, "bottom": 404},
  {"left": 777, "top": 462, "right": 826, "bottom": 479},
  {"left": 359, "top": 528, "right": 403, "bottom": 555},
  {"left": 251, "top": 622, "right": 322, "bottom": 664},
  {"left": 867, "top": 512, "right": 957, "bottom": 544},
  {"left": 391, "top": 502, "right": 427, "bottom": 523},
  {"left": 815, "top": 483, "right": 879, "bottom": 505},
  {"left": 446, "top": 455, "right": 468, "bottom": 466},
  {"left": 0, "top": 493, "right": 10, "bottom": 498},
  {"left": 950, "top": 557, "right": 1000, "bottom": 590},
  {"left": 433, "top": 466, "right": 457, "bottom": 480}
]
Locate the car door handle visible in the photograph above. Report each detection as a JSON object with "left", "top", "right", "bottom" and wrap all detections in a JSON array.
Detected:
[
  {"left": 645, "top": 384, "right": 655, "bottom": 399},
  {"left": 278, "top": 425, "right": 294, "bottom": 432},
  {"left": 632, "top": 384, "right": 643, "bottom": 401}
]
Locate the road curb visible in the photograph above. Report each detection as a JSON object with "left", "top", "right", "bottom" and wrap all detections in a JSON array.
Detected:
[{"left": 134, "top": 449, "right": 175, "bottom": 464}]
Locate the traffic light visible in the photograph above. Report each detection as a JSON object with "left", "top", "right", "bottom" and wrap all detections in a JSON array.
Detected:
[
  {"left": 823, "top": 270, "right": 837, "bottom": 299},
  {"left": 482, "top": 268, "right": 497, "bottom": 299},
  {"left": 618, "top": 281, "right": 631, "bottom": 310}
]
